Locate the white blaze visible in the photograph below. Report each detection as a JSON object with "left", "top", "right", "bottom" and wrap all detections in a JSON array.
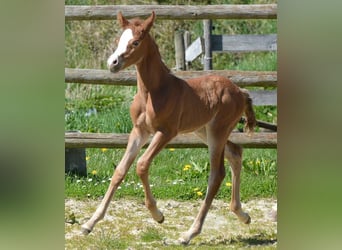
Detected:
[{"left": 107, "top": 28, "right": 133, "bottom": 68}]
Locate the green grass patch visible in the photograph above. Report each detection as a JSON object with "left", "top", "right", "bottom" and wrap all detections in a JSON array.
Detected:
[
  {"left": 140, "top": 227, "right": 164, "bottom": 242},
  {"left": 66, "top": 230, "right": 129, "bottom": 250},
  {"left": 65, "top": 147, "right": 277, "bottom": 201}
]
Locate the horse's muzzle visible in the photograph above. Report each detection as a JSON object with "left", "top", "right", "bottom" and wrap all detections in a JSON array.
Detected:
[{"left": 108, "top": 57, "right": 123, "bottom": 73}]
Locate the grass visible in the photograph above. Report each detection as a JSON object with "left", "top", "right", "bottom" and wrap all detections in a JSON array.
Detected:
[
  {"left": 65, "top": 146, "right": 277, "bottom": 201},
  {"left": 140, "top": 227, "right": 164, "bottom": 242}
]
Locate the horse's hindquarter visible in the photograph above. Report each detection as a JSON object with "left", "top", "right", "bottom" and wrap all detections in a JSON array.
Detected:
[
  {"left": 186, "top": 74, "right": 239, "bottom": 101},
  {"left": 177, "top": 75, "right": 244, "bottom": 132}
]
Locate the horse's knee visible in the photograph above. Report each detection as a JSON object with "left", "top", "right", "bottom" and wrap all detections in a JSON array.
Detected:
[
  {"left": 111, "top": 168, "right": 126, "bottom": 185},
  {"left": 136, "top": 158, "right": 150, "bottom": 177}
]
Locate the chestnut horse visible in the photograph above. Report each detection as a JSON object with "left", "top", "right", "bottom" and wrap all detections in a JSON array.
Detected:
[{"left": 81, "top": 11, "right": 256, "bottom": 245}]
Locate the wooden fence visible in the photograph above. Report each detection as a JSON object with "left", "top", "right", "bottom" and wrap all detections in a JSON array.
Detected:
[
  {"left": 65, "top": 4, "right": 277, "bottom": 20},
  {"left": 64, "top": 4, "right": 277, "bottom": 149},
  {"left": 65, "top": 68, "right": 277, "bottom": 106}
]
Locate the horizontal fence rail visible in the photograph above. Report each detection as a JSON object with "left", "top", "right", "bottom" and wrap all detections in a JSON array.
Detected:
[
  {"left": 211, "top": 34, "right": 277, "bottom": 52},
  {"left": 65, "top": 4, "right": 277, "bottom": 21},
  {"left": 249, "top": 90, "right": 276, "bottom": 106},
  {"left": 65, "top": 68, "right": 277, "bottom": 88},
  {"left": 65, "top": 132, "right": 277, "bottom": 149}
]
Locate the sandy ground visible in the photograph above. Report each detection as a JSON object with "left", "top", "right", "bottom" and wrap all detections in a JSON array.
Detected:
[{"left": 65, "top": 198, "right": 277, "bottom": 249}]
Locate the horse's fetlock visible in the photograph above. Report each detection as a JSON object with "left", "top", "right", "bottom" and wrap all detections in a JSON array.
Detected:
[
  {"left": 230, "top": 202, "right": 242, "bottom": 213},
  {"left": 145, "top": 200, "right": 157, "bottom": 210}
]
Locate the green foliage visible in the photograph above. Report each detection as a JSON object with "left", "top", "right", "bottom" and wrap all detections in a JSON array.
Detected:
[
  {"left": 65, "top": 147, "right": 277, "bottom": 200},
  {"left": 140, "top": 227, "right": 164, "bottom": 242},
  {"left": 254, "top": 106, "right": 277, "bottom": 124},
  {"left": 75, "top": 230, "right": 129, "bottom": 250},
  {"left": 213, "top": 52, "right": 277, "bottom": 71},
  {"left": 65, "top": 99, "right": 132, "bottom": 133}
]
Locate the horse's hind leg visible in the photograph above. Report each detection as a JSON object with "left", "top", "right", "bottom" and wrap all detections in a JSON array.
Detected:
[
  {"left": 225, "top": 141, "right": 251, "bottom": 224},
  {"left": 179, "top": 126, "right": 227, "bottom": 245},
  {"left": 195, "top": 128, "right": 251, "bottom": 224}
]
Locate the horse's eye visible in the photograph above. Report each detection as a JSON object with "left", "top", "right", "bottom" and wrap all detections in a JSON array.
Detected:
[{"left": 132, "top": 40, "right": 139, "bottom": 47}]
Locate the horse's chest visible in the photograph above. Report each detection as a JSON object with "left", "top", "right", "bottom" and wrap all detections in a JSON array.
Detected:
[{"left": 145, "top": 96, "right": 175, "bottom": 128}]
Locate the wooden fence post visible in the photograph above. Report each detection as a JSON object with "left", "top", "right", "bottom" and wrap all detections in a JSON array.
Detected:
[
  {"left": 65, "top": 148, "right": 87, "bottom": 176},
  {"left": 203, "top": 19, "right": 213, "bottom": 70},
  {"left": 183, "top": 31, "right": 191, "bottom": 70},
  {"left": 174, "top": 30, "right": 185, "bottom": 71},
  {"left": 65, "top": 131, "right": 87, "bottom": 176},
  {"left": 184, "top": 31, "right": 191, "bottom": 49}
]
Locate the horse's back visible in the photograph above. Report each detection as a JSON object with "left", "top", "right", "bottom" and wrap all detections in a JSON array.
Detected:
[{"left": 185, "top": 74, "right": 240, "bottom": 94}]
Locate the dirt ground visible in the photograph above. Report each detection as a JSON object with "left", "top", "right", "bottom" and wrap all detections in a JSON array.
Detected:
[{"left": 65, "top": 198, "right": 277, "bottom": 249}]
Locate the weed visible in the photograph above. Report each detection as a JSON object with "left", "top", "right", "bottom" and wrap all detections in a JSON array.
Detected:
[{"left": 140, "top": 227, "right": 164, "bottom": 242}]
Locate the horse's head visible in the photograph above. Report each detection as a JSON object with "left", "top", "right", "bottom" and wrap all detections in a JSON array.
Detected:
[{"left": 107, "top": 11, "right": 155, "bottom": 73}]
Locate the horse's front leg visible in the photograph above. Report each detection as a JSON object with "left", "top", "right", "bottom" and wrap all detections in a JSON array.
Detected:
[
  {"left": 81, "top": 127, "right": 149, "bottom": 234},
  {"left": 136, "top": 130, "right": 176, "bottom": 223}
]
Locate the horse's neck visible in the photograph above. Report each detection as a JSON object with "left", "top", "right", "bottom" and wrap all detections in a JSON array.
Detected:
[{"left": 136, "top": 36, "right": 170, "bottom": 93}]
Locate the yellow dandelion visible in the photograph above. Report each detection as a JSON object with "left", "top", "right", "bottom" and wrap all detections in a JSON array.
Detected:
[
  {"left": 91, "top": 170, "right": 97, "bottom": 175},
  {"left": 256, "top": 159, "right": 261, "bottom": 166},
  {"left": 101, "top": 148, "right": 108, "bottom": 153},
  {"left": 193, "top": 187, "right": 200, "bottom": 192},
  {"left": 86, "top": 156, "right": 90, "bottom": 161},
  {"left": 183, "top": 164, "right": 191, "bottom": 171},
  {"left": 169, "top": 148, "right": 175, "bottom": 152},
  {"left": 197, "top": 191, "right": 203, "bottom": 196},
  {"left": 226, "top": 182, "right": 232, "bottom": 187}
]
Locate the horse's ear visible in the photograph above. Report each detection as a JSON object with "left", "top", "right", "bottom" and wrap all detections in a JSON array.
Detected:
[
  {"left": 117, "top": 11, "right": 129, "bottom": 28},
  {"left": 142, "top": 11, "right": 155, "bottom": 33}
]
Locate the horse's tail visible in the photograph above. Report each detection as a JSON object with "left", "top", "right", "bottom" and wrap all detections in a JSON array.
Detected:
[{"left": 241, "top": 89, "right": 257, "bottom": 134}]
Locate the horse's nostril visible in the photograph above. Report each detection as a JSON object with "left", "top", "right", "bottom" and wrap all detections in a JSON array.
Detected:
[{"left": 113, "top": 59, "right": 118, "bottom": 66}]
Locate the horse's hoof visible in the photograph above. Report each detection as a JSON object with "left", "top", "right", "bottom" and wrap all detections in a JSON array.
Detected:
[
  {"left": 81, "top": 225, "right": 91, "bottom": 235},
  {"left": 157, "top": 215, "right": 165, "bottom": 224},
  {"left": 244, "top": 215, "right": 251, "bottom": 224},
  {"left": 178, "top": 237, "right": 190, "bottom": 246},
  {"left": 178, "top": 232, "right": 192, "bottom": 245}
]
